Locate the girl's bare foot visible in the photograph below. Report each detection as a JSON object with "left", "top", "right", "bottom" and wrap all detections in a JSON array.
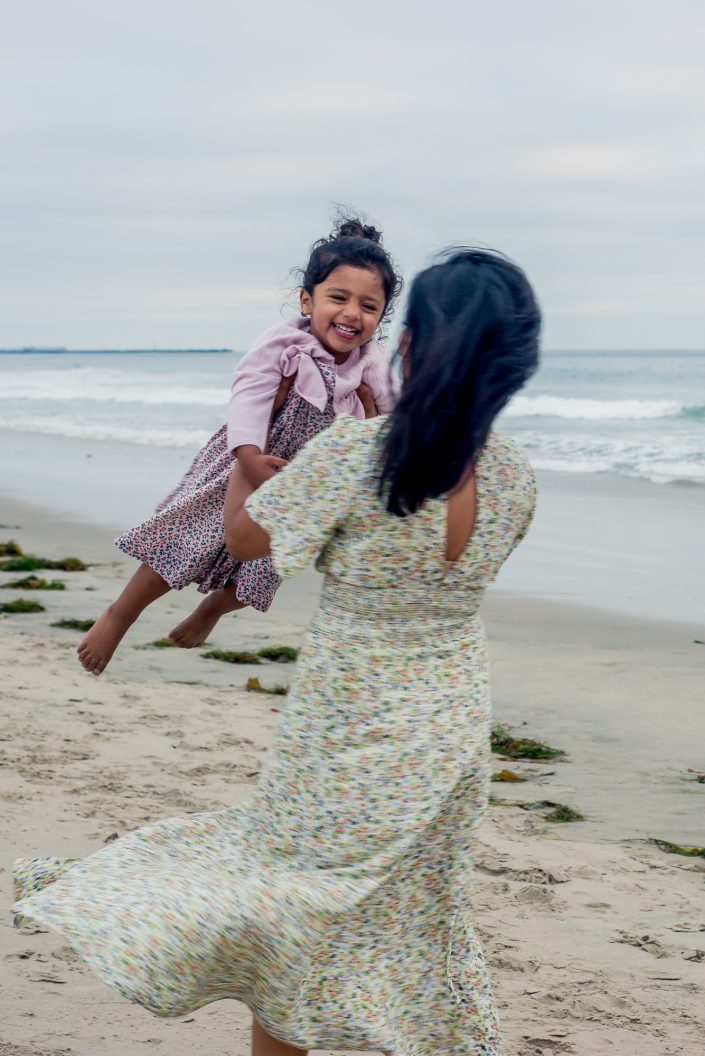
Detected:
[
  {"left": 169, "top": 585, "right": 244, "bottom": 647},
  {"left": 78, "top": 605, "right": 133, "bottom": 675},
  {"left": 77, "top": 563, "right": 171, "bottom": 676}
]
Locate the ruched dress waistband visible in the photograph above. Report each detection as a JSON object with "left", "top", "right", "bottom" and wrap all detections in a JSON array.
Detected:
[{"left": 316, "top": 578, "right": 485, "bottom": 643}]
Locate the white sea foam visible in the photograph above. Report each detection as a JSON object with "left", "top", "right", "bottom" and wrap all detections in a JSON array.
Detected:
[
  {"left": 506, "top": 394, "right": 691, "bottom": 421},
  {"left": 0, "top": 368, "right": 230, "bottom": 406},
  {"left": 2, "top": 351, "right": 704, "bottom": 486},
  {"left": 0, "top": 416, "right": 210, "bottom": 449},
  {"left": 518, "top": 432, "right": 705, "bottom": 484}
]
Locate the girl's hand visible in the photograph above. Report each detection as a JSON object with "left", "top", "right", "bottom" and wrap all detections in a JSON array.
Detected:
[
  {"left": 248, "top": 454, "right": 289, "bottom": 487},
  {"left": 236, "top": 446, "right": 289, "bottom": 488},
  {"left": 357, "top": 382, "right": 379, "bottom": 418}
]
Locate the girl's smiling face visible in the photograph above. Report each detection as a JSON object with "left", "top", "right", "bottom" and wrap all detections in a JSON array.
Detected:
[{"left": 300, "top": 264, "right": 386, "bottom": 363}]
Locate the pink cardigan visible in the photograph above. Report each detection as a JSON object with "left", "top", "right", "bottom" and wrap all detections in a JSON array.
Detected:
[{"left": 226, "top": 317, "right": 395, "bottom": 454}]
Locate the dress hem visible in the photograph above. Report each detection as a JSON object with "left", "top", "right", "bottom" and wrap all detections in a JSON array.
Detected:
[{"left": 12, "top": 898, "right": 400, "bottom": 1052}]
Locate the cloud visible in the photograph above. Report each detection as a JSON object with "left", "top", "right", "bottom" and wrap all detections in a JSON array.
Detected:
[{"left": 1, "top": 0, "right": 704, "bottom": 348}]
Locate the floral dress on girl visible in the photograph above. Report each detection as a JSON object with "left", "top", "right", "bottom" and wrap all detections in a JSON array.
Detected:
[{"left": 114, "top": 316, "right": 394, "bottom": 612}]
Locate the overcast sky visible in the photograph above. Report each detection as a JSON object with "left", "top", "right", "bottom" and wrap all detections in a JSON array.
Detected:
[{"left": 2, "top": 0, "right": 704, "bottom": 350}]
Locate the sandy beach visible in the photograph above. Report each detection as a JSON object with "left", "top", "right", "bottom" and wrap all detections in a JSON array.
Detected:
[{"left": 1, "top": 493, "right": 704, "bottom": 1056}]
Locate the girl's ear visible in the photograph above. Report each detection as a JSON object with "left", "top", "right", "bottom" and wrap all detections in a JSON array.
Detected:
[{"left": 299, "top": 288, "right": 312, "bottom": 317}]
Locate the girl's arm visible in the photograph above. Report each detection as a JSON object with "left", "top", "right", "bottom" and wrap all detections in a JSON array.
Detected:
[
  {"left": 228, "top": 346, "right": 297, "bottom": 487},
  {"left": 227, "top": 340, "right": 290, "bottom": 458},
  {"left": 233, "top": 374, "right": 294, "bottom": 487}
]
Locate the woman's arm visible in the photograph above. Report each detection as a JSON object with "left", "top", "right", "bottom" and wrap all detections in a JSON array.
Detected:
[
  {"left": 226, "top": 508, "right": 272, "bottom": 561},
  {"left": 225, "top": 416, "right": 363, "bottom": 579}
]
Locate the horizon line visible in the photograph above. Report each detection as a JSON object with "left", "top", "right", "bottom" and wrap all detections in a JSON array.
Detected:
[{"left": 2, "top": 346, "right": 705, "bottom": 356}]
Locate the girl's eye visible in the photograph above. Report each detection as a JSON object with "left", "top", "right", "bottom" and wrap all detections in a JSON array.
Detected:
[
  {"left": 364, "top": 305, "right": 379, "bottom": 313},
  {"left": 329, "top": 294, "right": 345, "bottom": 301}
]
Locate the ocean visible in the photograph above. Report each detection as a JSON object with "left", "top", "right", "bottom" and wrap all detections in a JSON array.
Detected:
[
  {"left": 509, "top": 349, "right": 705, "bottom": 486},
  {"left": 1, "top": 347, "right": 703, "bottom": 625},
  {"left": 1, "top": 347, "right": 704, "bottom": 485}
]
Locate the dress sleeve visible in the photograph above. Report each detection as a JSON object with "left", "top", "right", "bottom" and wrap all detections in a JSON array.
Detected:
[
  {"left": 511, "top": 465, "right": 537, "bottom": 549},
  {"left": 361, "top": 344, "right": 398, "bottom": 413},
  {"left": 244, "top": 416, "right": 367, "bottom": 577},
  {"left": 226, "top": 344, "right": 284, "bottom": 454},
  {"left": 505, "top": 452, "right": 537, "bottom": 557}
]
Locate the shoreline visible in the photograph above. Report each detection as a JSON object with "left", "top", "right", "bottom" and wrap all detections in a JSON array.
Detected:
[
  {"left": 1, "top": 493, "right": 704, "bottom": 1055},
  {"left": 3, "top": 430, "right": 704, "bottom": 626}
]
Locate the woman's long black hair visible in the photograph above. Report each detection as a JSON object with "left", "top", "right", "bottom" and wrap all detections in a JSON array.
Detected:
[{"left": 378, "top": 248, "right": 541, "bottom": 516}]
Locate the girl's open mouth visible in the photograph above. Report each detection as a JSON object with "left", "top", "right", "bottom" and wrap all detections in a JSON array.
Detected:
[{"left": 332, "top": 323, "right": 360, "bottom": 340}]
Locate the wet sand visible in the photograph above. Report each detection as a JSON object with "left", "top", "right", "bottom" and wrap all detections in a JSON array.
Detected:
[
  {"left": 1, "top": 494, "right": 704, "bottom": 1056},
  {"left": 3, "top": 428, "right": 704, "bottom": 625}
]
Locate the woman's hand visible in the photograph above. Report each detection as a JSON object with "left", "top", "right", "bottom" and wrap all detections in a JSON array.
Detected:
[{"left": 357, "top": 382, "right": 379, "bottom": 419}]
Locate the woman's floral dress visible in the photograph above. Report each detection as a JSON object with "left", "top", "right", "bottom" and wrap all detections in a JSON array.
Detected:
[{"left": 13, "top": 415, "right": 536, "bottom": 1056}]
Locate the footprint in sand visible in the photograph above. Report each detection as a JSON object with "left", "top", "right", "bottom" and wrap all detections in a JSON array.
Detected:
[
  {"left": 0, "top": 1045, "right": 73, "bottom": 1056},
  {"left": 515, "top": 884, "right": 556, "bottom": 907},
  {"left": 614, "top": 931, "right": 669, "bottom": 958},
  {"left": 522, "top": 1038, "right": 574, "bottom": 1056}
]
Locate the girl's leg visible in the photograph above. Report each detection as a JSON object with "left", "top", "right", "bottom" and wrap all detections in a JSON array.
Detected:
[
  {"left": 168, "top": 582, "right": 245, "bottom": 647},
  {"left": 252, "top": 1018, "right": 307, "bottom": 1056},
  {"left": 78, "top": 563, "right": 171, "bottom": 675},
  {"left": 169, "top": 464, "right": 254, "bottom": 648}
]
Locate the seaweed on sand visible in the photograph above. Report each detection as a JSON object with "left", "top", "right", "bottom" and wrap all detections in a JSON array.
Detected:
[
  {"left": 149, "top": 638, "right": 176, "bottom": 648},
  {"left": 257, "top": 645, "right": 298, "bottom": 662},
  {"left": 544, "top": 803, "right": 584, "bottom": 823},
  {"left": 0, "top": 555, "right": 88, "bottom": 572},
  {"left": 0, "top": 556, "right": 46, "bottom": 572},
  {"left": 2, "top": 575, "right": 66, "bottom": 591},
  {"left": 202, "top": 649, "right": 262, "bottom": 664},
  {"left": 203, "top": 645, "right": 299, "bottom": 665},
  {"left": 49, "top": 557, "right": 88, "bottom": 571},
  {"left": 246, "top": 677, "right": 289, "bottom": 696},
  {"left": 0, "top": 540, "right": 23, "bottom": 556},
  {"left": 491, "top": 723, "right": 566, "bottom": 760},
  {"left": 649, "top": 838, "right": 705, "bottom": 859},
  {"left": 0, "top": 597, "right": 46, "bottom": 613},
  {"left": 518, "top": 799, "right": 584, "bottom": 822},
  {"left": 51, "top": 618, "right": 95, "bottom": 632}
]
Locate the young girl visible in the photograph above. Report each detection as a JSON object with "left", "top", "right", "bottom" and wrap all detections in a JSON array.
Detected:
[{"left": 78, "top": 218, "right": 402, "bottom": 675}]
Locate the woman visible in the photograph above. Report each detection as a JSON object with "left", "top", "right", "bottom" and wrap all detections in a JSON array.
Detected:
[{"left": 14, "top": 248, "right": 540, "bottom": 1056}]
